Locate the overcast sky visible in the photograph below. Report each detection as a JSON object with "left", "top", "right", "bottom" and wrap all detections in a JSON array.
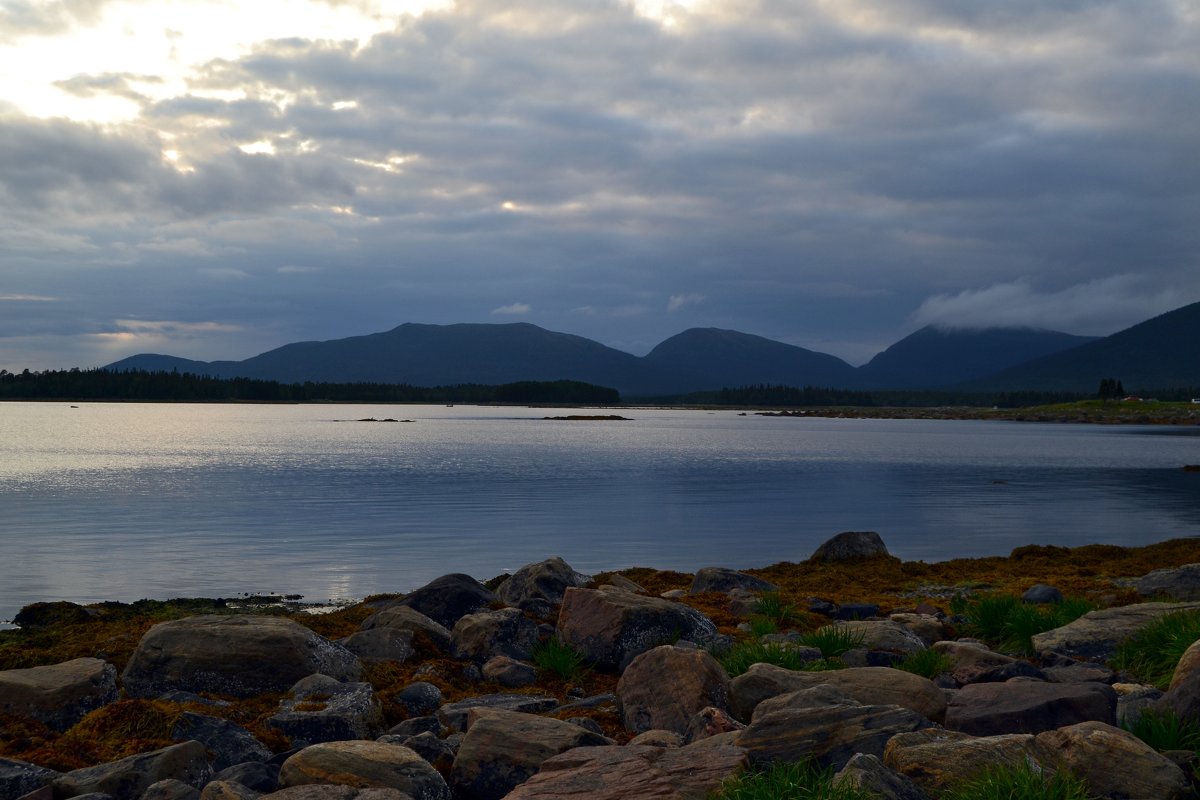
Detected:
[{"left": 1, "top": 0, "right": 1197, "bottom": 371}]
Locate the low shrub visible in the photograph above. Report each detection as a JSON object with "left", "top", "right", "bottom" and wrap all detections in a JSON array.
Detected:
[
  {"left": 709, "top": 759, "right": 875, "bottom": 800},
  {"left": 1111, "top": 610, "right": 1200, "bottom": 690},
  {"left": 940, "top": 761, "right": 1095, "bottom": 800}
]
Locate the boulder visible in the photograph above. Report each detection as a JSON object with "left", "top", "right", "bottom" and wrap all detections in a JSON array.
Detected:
[
  {"left": 0, "top": 758, "right": 60, "bottom": 800},
  {"left": 448, "top": 709, "right": 610, "bottom": 800},
  {"left": 688, "top": 568, "right": 777, "bottom": 595},
  {"left": 435, "top": 694, "right": 557, "bottom": 733},
  {"left": 54, "top": 741, "right": 211, "bottom": 800},
  {"left": 122, "top": 616, "right": 361, "bottom": 699},
  {"left": 391, "top": 732, "right": 456, "bottom": 774},
  {"left": 262, "top": 786, "right": 413, "bottom": 800},
  {"left": 278, "top": 742, "right": 448, "bottom": 800},
  {"left": 141, "top": 779, "right": 200, "bottom": 800},
  {"left": 1160, "top": 637, "right": 1200, "bottom": 721},
  {"left": 493, "top": 558, "right": 589, "bottom": 607},
  {"left": 394, "top": 683, "right": 443, "bottom": 718},
  {"left": 944, "top": 680, "right": 1116, "bottom": 736},
  {"left": 616, "top": 645, "right": 730, "bottom": 735},
  {"left": 0, "top": 658, "right": 119, "bottom": 731},
  {"left": 171, "top": 712, "right": 272, "bottom": 770},
  {"left": 1032, "top": 721, "right": 1190, "bottom": 799},
  {"left": 736, "top": 698, "right": 932, "bottom": 770},
  {"left": 394, "top": 574, "right": 496, "bottom": 630},
  {"left": 480, "top": 656, "right": 537, "bottom": 688},
  {"left": 556, "top": 587, "right": 718, "bottom": 672},
  {"left": 387, "top": 717, "right": 442, "bottom": 739},
  {"left": 628, "top": 730, "right": 684, "bottom": 747},
  {"left": 338, "top": 629, "right": 415, "bottom": 664},
  {"left": 932, "top": 641, "right": 1021, "bottom": 686},
  {"left": 198, "top": 780, "right": 262, "bottom": 800},
  {"left": 683, "top": 707, "right": 745, "bottom": 743},
  {"left": 499, "top": 740, "right": 748, "bottom": 800},
  {"left": 883, "top": 729, "right": 1038, "bottom": 794},
  {"left": 1042, "top": 663, "right": 1116, "bottom": 684},
  {"left": 269, "top": 679, "right": 383, "bottom": 745},
  {"left": 888, "top": 614, "right": 951, "bottom": 647},
  {"left": 12, "top": 601, "right": 94, "bottom": 629},
  {"left": 449, "top": 608, "right": 539, "bottom": 663},
  {"left": 212, "top": 762, "right": 280, "bottom": 793},
  {"left": 728, "top": 664, "right": 947, "bottom": 724},
  {"left": 1030, "top": 602, "right": 1200, "bottom": 661},
  {"left": 1021, "top": 584, "right": 1064, "bottom": 604},
  {"left": 808, "top": 531, "right": 891, "bottom": 563},
  {"left": 831, "top": 621, "right": 926, "bottom": 655},
  {"left": 833, "top": 754, "right": 930, "bottom": 800},
  {"left": 1136, "top": 563, "right": 1200, "bottom": 601},
  {"left": 359, "top": 607, "right": 451, "bottom": 652}
]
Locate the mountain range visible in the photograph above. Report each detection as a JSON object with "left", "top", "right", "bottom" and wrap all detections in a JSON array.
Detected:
[{"left": 106, "top": 301, "right": 1200, "bottom": 396}]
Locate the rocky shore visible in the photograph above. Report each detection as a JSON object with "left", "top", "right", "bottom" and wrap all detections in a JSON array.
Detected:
[{"left": 5, "top": 533, "right": 1200, "bottom": 800}]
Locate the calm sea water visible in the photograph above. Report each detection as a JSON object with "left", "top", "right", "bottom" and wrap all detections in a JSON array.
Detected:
[{"left": 1, "top": 402, "right": 1198, "bottom": 622}]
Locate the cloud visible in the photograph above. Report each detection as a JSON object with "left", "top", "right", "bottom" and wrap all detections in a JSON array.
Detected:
[
  {"left": 0, "top": 294, "right": 56, "bottom": 302},
  {"left": 667, "top": 293, "right": 704, "bottom": 312},
  {"left": 491, "top": 302, "right": 531, "bottom": 315},
  {"left": 913, "top": 278, "right": 1184, "bottom": 334}
]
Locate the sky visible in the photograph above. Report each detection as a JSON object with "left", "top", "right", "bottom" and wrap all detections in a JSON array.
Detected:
[{"left": 1, "top": 0, "right": 1198, "bottom": 371}]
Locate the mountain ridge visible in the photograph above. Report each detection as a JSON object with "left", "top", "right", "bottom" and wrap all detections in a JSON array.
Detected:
[{"left": 105, "top": 301, "right": 1200, "bottom": 395}]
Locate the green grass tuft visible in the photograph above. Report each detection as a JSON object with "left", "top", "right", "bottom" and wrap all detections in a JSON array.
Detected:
[
  {"left": 955, "top": 594, "right": 1096, "bottom": 654},
  {"left": 709, "top": 759, "right": 875, "bottom": 800},
  {"left": 940, "top": 761, "right": 1095, "bottom": 800},
  {"left": 716, "top": 641, "right": 813, "bottom": 677},
  {"left": 799, "top": 625, "right": 865, "bottom": 659},
  {"left": 530, "top": 638, "right": 590, "bottom": 682},
  {"left": 753, "top": 592, "right": 802, "bottom": 627},
  {"left": 895, "top": 647, "right": 954, "bottom": 679},
  {"left": 1111, "top": 610, "right": 1200, "bottom": 690},
  {"left": 1122, "top": 706, "right": 1200, "bottom": 753}
]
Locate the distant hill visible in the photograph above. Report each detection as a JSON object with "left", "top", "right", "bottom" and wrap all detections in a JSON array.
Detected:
[
  {"left": 964, "top": 300, "right": 1200, "bottom": 392},
  {"left": 643, "top": 328, "right": 858, "bottom": 392},
  {"left": 104, "top": 301, "right": 1200, "bottom": 396},
  {"left": 856, "top": 326, "right": 1098, "bottom": 389}
]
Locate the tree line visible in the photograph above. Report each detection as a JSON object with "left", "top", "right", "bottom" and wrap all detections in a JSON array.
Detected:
[{"left": 0, "top": 369, "right": 621, "bottom": 405}]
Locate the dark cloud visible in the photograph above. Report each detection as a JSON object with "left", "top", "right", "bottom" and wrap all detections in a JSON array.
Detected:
[{"left": 2, "top": 0, "right": 1199, "bottom": 370}]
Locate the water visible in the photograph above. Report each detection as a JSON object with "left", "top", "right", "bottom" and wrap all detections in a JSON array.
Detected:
[{"left": 1, "top": 402, "right": 1197, "bottom": 622}]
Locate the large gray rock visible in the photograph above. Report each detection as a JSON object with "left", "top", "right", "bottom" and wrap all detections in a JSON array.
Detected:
[
  {"left": 688, "top": 568, "right": 777, "bottom": 595},
  {"left": 0, "top": 758, "right": 60, "bottom": 800},
  {"left": 278, "top": 742, "right": 448, "bottom": 800},
  {"left": 728, "top": 664, "right": 947, "bottom": 724},
  {"left": 141, "top": 778, "right": 200, "bottom": 800},
  {"left": 808, "top": 531, "right": 891, "bottom": 563},
  {"left": 500, "top": 739, "right": 748, "bottom": 800},
  {"left": 834, "top": 754, "right": 930, "bottom": 800},
  {"left": 736, "top": 696, "right": 932, "bottom": 770},
  {"left": 338, "top": 629, "right": 415, "bottom": 664},
  {"left": 449, "top": 608, "right": 539, "bottom": 663},
  {"left": 831, "top": 621, "right": 926, "bottom": 655},
  {"left": 1033, "top": 721, "right": 1190, "bottom": 800},
  {"left": 359, "top": 607, "right": 451, "bottom": 652},
  {"left": 616, "top": 645, "right": 730, "bottom": 735},
  {"left": 883, "top": 729, "right": 1039, "bottom": 795},
  {"left": 1137, "top": 563, "right": 1200, "bottom": 601},
  {"left": 556, "top": 587, "right": 718, "bottom": 672},
  {"left": 171, "top": 712, "right": 272, "bottom": 770},
  {"left": 269, "top": 679, "right": 384, "bottom": 745},
  {"left": 122, "top": 616, "right": 361, "bottom": 699},
  {"left": 448, "top": 709, "right": 610, "bottom": 800},
  {"left": 394, "top": 574, "right": 496, "bottom": 630},
  {"left": 435, "top": 693, "right": 558, "bottom": 733},
  {"left": 944, "top": 680, "right": 1116, "bottom": 736},
  {"left": 1160, "top": 637, "right": 1200, "bottom": 722},
  {"left": 493, "top": 558, "right": 589, "bottom": 607},
  {"left": 0, "top": 658, "right": 119, "bottom": 731},
  {"left": 199, "top": 780, "right": 263, "bottom": 800},
  {"left": 1030, "top": 602, "right": 1200, "bottom": 661},
  {"left": 54, "top": 741, "right": 211, "bottom": 800}
]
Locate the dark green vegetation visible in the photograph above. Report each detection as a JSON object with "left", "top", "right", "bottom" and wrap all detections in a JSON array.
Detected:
[
  {"left": 97, "top": 299, "right": 1200, "bottom": 397},
  {"left": 895, "top": 648, "right": 955, "bottom": 680},
  {"left": 940, "top": 762, "right": 1095, "bottom": 800},
  {"left": 951, "top": 594, "right": 1096, "bottom": 655},
  {"left": 1122, "top": 707, "right": 1200, "bottom": 754},
  {"left": 708, "top": 760, "right": 875, "bottom": 800},
  {"left": 0, "top": 369, "right": 620, "bottom": 405},
  {"left": 1111, "top": 610, "right": 1200, "bottom": 689},
  {"left": 530, "top": 638, "right": 590, "bottom": 682}
]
